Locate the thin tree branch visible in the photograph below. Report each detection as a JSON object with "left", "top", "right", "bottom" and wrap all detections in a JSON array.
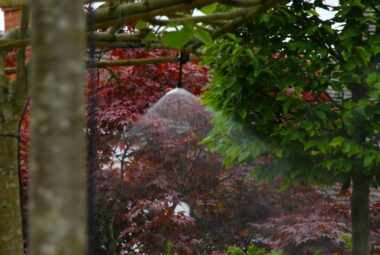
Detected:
[
  {"left": 89, "top": 55, "right": 201, "bottom": 68},
  {"left": 150, "top": 8, "right": 253, "bottom": 24},
  {"left": 93, "top": 0, "right": 218, "bottom": 29},
  {"left": 5, "top": 55, "right": 202, "bottom": 74}
]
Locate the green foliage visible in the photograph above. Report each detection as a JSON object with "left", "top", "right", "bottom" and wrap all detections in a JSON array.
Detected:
[
  {"left": 162, "top": 26, "right": 193, "bottom": 49},
  {"left": 227, "top": 244, "right": 284, "bottom": 255},
  {"left": 200, "top": 3, "right": 219, "bottom": 14},
  {"left": 202, "top": 0, "right": 380, "bottom": 187},
  {"left": 200, "top": 3, "right": 233, "bottom": 14},
  {"left": 161, "top": 24, "right": 213, "bottom": 49},
  {"left": 227, "top": 246, "right": 245, "bottom": 255},
  {"left": 165, "top": 240, "right": 175, "bottom": 255},
  {"left": 341, "top": 233, "right": 353, "bottom": 252},
  {"left": 192, "top": 26, "right": 213, "bottom": 45}
]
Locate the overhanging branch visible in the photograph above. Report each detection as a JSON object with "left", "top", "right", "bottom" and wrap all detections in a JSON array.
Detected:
[
  {"left": 90, "top": 55, "right": 201, "bottom": 68},
  {"left": 0, "top": 0, "right": 282, "bottom": 52},
  {"left": 5, "top": 55, "right": 202, "bottom": 74},
  {"left": 0, "top": 0, "right": 27, "bottom": 8},
  {"left": 149, "top": 8, "right": 252, "bottom": 25},
  {"left": 93, "top": 0, "right": 216, "bottom": 29}
]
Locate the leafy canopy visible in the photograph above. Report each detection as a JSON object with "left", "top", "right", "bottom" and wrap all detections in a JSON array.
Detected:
[{"left": 202, "top": 0, "right": 380, "bottom": 188}]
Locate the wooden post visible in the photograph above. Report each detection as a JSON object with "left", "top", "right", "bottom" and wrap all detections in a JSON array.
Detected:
[{"left": 29, "top": 1, "right": 87, "bottom": 254}]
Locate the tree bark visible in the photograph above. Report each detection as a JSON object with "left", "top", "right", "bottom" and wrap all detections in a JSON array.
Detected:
[
  {"left": 352, "top": 174, "right": 370, "bottom": 255},
  {"left": 29, "top": 1, "right": 86, "bottom": 255},
  {"left": 0, "top": 120, "right": 24, "bottom": 255},
  {"left": 351, "top": 79, "right": 370, "bottom": 255},
  {"left": 0, "top": 47, "right": 24, "bottom": 255}
]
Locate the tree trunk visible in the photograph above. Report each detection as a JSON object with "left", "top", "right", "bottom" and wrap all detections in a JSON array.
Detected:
[
  {"left": 0, "top": 122, "right": 24, "bottom": 255},
  {"left": 0, "top": 48, "right": 24, "bottom": 255},
  {"left": 352, "top": 174, "right": 370, "bottom": 255},
  {"left": 29, "top": 1, "right": 86, "bottom": 255}
]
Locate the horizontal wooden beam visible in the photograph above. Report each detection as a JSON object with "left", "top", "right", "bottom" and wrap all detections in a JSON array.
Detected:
[
  {"left": 0, "top": 0, "right": 281, "bottom": 52},
  {"left": 0, "top": 39, "right": 29, "bottom": 51},
  {"left": 150, "top": 8, "right": 251, "bottom": 24},
  {"left": 93, "top": 0, "right": 216, "bottom": 29},
  {"left": 0, "top": 0, "right": 123, "bottom": 8},
  {"left": 0, "top": 0, "right": 27, "bottom": 8},
  {"left": 90, "top": 55, "right": 201, "bottom": 68},
  {"left": 4, "top": 55, "right": 201, "bottom": 73}
]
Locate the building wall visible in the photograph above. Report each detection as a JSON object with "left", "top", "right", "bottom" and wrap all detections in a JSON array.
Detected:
[{"left": 3, "top": 8, "right": 21, "bottom": 31}]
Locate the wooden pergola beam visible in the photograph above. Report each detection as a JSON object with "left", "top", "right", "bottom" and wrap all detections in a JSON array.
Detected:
[
  {"left": 0, "top": 0, "right": 282, "bottom": 58},
  {"left": 149, "top": 7, "right": 251, "bottom": 24},
  {"left": 4, "top": 55, "right": 202, "bottom": 74},
  {"left": 0, "top": 0, "right": 27, "bottom": 8},
  {"left": 11, "top": 55, "right": 201, "bottom": 73},
  {"left": 0, "top": 0, "right": 281, "bottom": 52},
  {"left": 0, "top": 33, "right": 160, "bottom": 51},
  {"left": 90, "top": 55, "right": 201, "bottom": 68},
  {"left": 93, "top": 0, "right": 216, "bottom": 29},
  {"left": 0, "top": 0, "right": 120, "bottom": 8}
]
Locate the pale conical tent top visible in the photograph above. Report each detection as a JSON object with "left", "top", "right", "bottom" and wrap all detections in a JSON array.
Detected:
[{"left": 130, "top": 88, "right": 213, "bottom": 141}]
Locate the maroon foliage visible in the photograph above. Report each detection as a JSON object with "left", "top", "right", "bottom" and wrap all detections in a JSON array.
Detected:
[{"left": 13, "top": 47, "right": 380, "bottom": 255}]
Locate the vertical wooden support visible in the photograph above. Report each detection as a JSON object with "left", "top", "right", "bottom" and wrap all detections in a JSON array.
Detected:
[
  {"left": 16, "top": 6, "right": 30, "bottom": 247},
  {"left": 0, "top": 50, "right": 24, "bottom": 255},
  {"left": 16, "top": 6, "right": 29, "bottom": 99},
  {"left": 29, "top": 1, "right": 87, "bottom": 255}
]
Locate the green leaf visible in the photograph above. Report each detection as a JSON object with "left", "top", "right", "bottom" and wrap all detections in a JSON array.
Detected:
[
  {"left": 324, "top": 160, "right": 335, "bottom": 170},
  {"left": 342, "top": 142, "right": 354, "bottom": 155},
  {"left": 305, "top": 9, "right": 319, "bottom": 17},
  {"left": 199, "top": 135, "right": 213, "bottom": 145},
  {"left": 226, "top": 146, "right": 239, "bottom": 160},
  {"left": 225, "top": 33, "right": 237, "bottom": 41},
  {"left": 368, "top": 90, "right": 379, "bottom": 99},
  {"left": 279, "top": 182, "right": 290, "bottom": 192},
  {"left": 200, "top": 3, "right": 218, "bottom": 14},
  {"left": 364, "top": 154, "right": 376, "bottom": 168},
  {"left": 274, "top": 148, "right": 283, "bottom": 158},
  {"left": 223, "top": 157, "right": 234, "bottom": 169},
  {"left": 355, "top": 46, "right": 371, "bottom": 65},
  {"left": 142, "top": 32, "right": 158, "bottom": 43},
  {"left": 330, "top": 136, "right": 345, "bottom": 147},
  {"left": 304, "top": 140, "right": 316, "bottom": 151},
  {"left": 315, "top": 111, "right": 327, "bottom": 120},
  {"left": 303, "top": 120, "right": 314, "bottom": 131},
  {"left": 162, "top": 26, "right": 192, "bottom": 49},
  {"left": 238, "top": 150, "right": 250, "bottom": 162},
  {"left": 322, "top": 24, "right": 334, "bottom": 34},
  {"left": 165, "top": 22, "right": 181, "bottom": 28},
  {"left": 345, "top": 58, "right": 356, "bottom": 71},
  {"left": 238, "top": 107, "right": 247, "bottom": 120},
  {"left": 135, "top": 20, "right": 148, "bottom": 29},
  {"left": 193, "top": 28, "right": 213, "bottom": 45},
  {"left": 317, "top": 140, "right": 328, "bottom": 153},
  {"left": 311, "top": 150, "right": 320, "bottom": 156},
  {"left": 307, "top": 25, "right": 319, "bottom": 35},
  {"left": 366, "top": 73, "right": 378, "bottom": 85}
]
